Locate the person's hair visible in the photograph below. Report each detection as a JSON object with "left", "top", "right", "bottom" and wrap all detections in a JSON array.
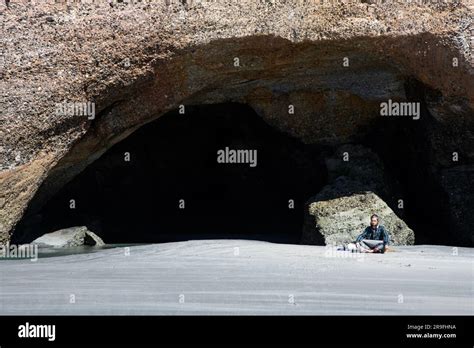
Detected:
[{"left": 370, "top": 214, "right": 379, "bottom": 221}]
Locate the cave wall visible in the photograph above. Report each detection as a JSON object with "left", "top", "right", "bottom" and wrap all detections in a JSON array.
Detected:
[{"left": 1, "top": 1, "right": 473, "bottom": 244}]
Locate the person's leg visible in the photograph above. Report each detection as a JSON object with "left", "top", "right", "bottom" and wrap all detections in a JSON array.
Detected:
[
  {"left": 362, "top": 239, "right": 378, "bottom": 248},
  {"left": 358, "top": 239, "right": 384, "bottom": 252},
  {"left": 357, "top": 240, "right": 372, "bottom": 253},
  {"left": 364, "top": 239, "right": 382, "bottom": 248}
]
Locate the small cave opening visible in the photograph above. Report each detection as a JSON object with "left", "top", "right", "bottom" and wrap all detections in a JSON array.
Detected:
[{"left": 15, "top": 103, "right": 328, "bottom": 244}]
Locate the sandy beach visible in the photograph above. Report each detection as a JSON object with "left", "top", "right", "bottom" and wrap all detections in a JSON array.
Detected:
[{"left": 0, "top": 240, "right": 472, "bottom": 315}]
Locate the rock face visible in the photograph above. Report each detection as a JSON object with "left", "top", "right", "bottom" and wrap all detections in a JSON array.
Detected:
[
  {"left": 439, "top": 165, "right": 474, "bottom": 246},
  {"left": 302, "top": 191, "right": 415, "bottom": 246},
  {"left": 302, "top": 144, "right": 415, "bottom": 245},
  {"left": 0, "top": 1, "right": 473, "bottom": 244},
  {"left": 321, "top": 144, "right": 397, "bottom": 201},
  {"left": 32, "top": 226, "right": 105, "bottom": 248}
]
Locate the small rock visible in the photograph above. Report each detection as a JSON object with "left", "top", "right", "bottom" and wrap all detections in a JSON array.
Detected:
[{"left": 32, "top": 226, "right": 105, "bottom": 248}]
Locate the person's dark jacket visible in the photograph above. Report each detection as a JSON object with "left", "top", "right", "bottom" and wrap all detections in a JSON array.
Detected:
[{"left": 356, "top": 225, "right": 390, "bottom": 248}]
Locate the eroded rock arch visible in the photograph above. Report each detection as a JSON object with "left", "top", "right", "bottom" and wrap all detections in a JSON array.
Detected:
[{"left": 1, "top": 1, "right": 473, "bottom": 245}]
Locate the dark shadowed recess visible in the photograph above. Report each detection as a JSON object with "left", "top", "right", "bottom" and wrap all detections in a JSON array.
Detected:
[
  {"left": 14, "top": 103, "right": 327, "bottom": 244},
  {"left": 364, "top": 77, "right": 457, "bottom": 246}
]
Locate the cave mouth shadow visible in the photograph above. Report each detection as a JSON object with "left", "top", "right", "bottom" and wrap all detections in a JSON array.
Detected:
[{"left": 15, "top": 103, "right": 328, "bottom": 244}]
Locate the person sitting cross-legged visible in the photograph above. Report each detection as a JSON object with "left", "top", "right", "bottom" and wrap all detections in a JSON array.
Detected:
[{"left": 354, "top": 214, "right": 390, "bottom": 253}]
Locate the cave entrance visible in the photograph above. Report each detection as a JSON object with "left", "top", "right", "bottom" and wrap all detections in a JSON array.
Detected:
[{"left": 18, "top": 103, "right": 327, "bottom": 244}]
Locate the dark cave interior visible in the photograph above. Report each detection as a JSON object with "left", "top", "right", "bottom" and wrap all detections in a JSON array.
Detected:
[
  {"left": 15, "top": 103, "right": 327, "bottom": 244},
  {"left": 13, "top": 88, "right": 460, "bottom": 246}
]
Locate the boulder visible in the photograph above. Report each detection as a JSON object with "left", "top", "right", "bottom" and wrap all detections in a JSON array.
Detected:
[
  {"left": 302, "top": 144, "right": 414, "bottom": 246},
  {"left": 302, "top": 191, "right": 415, "bottom": 246},
  {"left": 32, "top": 226, "right": 105, "bottom": 248}
]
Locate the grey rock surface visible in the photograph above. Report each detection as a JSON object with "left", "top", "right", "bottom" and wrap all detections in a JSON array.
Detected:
[
  {"left": 32, "top": 226, "right": 105, "bottom": 248},
  {"left": 302, "top": 191, "right": 415, "bottom": 246}
]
